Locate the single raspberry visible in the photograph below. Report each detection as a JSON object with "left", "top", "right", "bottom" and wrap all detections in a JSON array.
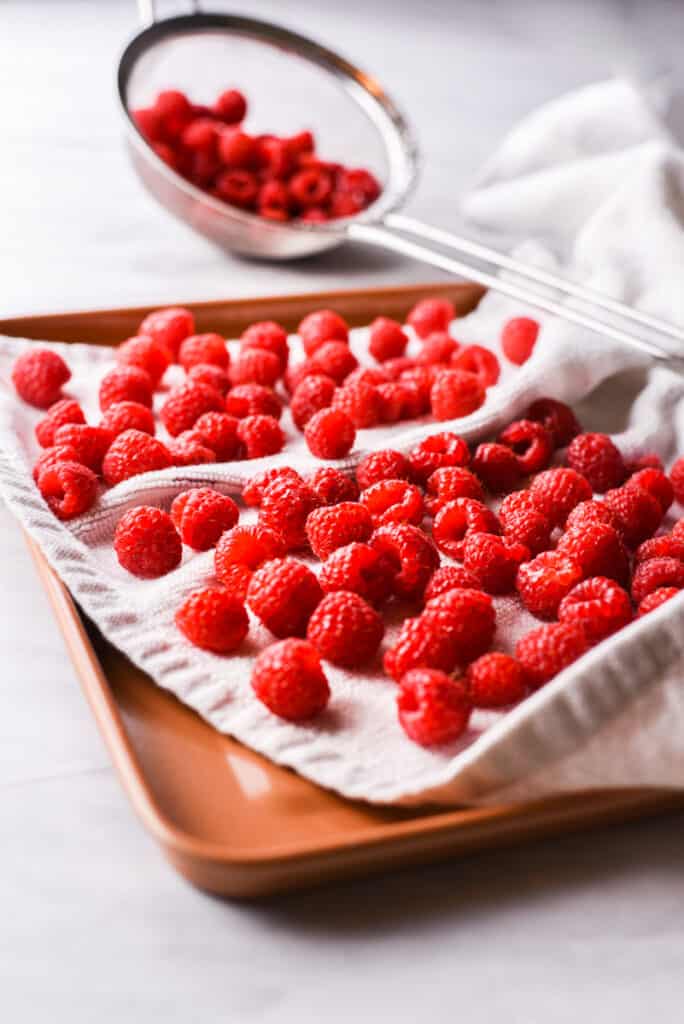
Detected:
[
  {"left": 170, "top": 488, "right": 239, "bottom": 551},
  {"left": 399, "top": 366, "right": 433, "bottom": 416},
  {"left": 53, "top": 424, "right": 113, "bottom": 473},
  {"left": 423, "top": 565, "right": 480, "bottom": 603},
  {"left": 230, "top": 347, "right": 282, "bottom": 388},
  {"left": 242, "top": 467, "right": 302, "bottom": 508},
  {"left": 345, "top": 366, "right": 391, "bottom": 388},
  {"left": 377, "top": 382, "right": 408, "bottom": 422},
  {"left": 451, "top": 344, "right": 500, "bottom": 387},
  {"left": 360, "top": 479, "right": 424, "bottom": 528},
  {"left": 501, "top": 317, "right": 539, "bottom": 365},
  {"left": 371, "top": 523, "right": 440, "bottom": 600},
  {"left": 139, "top": 306, "right": 194, "bottom": 359},
  {"left": 430, "top": 370, "right": 485, "bottom": 422},
  {"left": 305, "top": 502, "right": 373, "bottom": 560},
  {"left": 155, "top": 89, "right": 192, "bottom": 130},
  {"left": 369, "top": 316, "right": 408, "bottom": 362},
  {"left": 217, "top": 128, "right": 257, "bottom": 171},
  {"left": 307, "top": 591, "right": 383, "bottom": 667},
  {"left": 247, "top": 558, "right": 323, "bottom": 637},
  {"left": 356, "top": 449, "right": 411, "bottom": 491},
  {"left": 188, "top": 362, "right": 231, "bottom": 396},
  {"left": 251, "top": 639, "right": 330, "bottom": 721},
  {"left": 35, "top": 399, "right": 85, "bottom": 448},
  {"left": 603, "top": 486, "right": 663, "bottom": 547},
  {"left": 182, "top": 116, "right": 219, "bottom": 153},
  {"left": 240, "top": 321, "right": 289, "bottom": 373},
  {"left": 100, "top": 400, "right": 155, "bottom": 438},
  {"left": 102, "top": 429, "right": 172, "bottom": 486},
  {"left": 159, "top": 381, "right": 224, "bottom": 436},
  {"left": 501, "top": 506, "right": 552, "bottom": 556},
  {"left": 289, "top": 167, "right": 333, "bottom": 208},
  {"left": 406, "top": 297, "right": 455, "bottom": 339},
  {"left": 117, "top": 334, "right": 171, "bottom": 387},
  {"left": 556, "top": 522, "right": 629, "bottom": 584},
  {"left": 306, "top": 467, "right": 359, "bottom": 505},
  {"left": 526, "top": 397, "right": 580, "bottom": 448},
  {"left": 637, "top": 588, "right": 680, "bottom": 616},
  {"left": 627, "top": 467, "right": 674, "bottom": 513},
  {"left": 192, "top": 412, "right": 241, "bottom": 461},
  {"left": 625, "top": 452, "right": 664, "bottom": 475},
  {"left": 308, "top": 341, "right": 358, "bottom": 384},
  {"left": 670, "top": 458, "right": 684, "bottom": 505},
  {"left": 529, "top": 467, "right": 592, "bottom": 527},
  {"left": 215, "top": 525, "right": 286, "bottom": 598},
  {"left": 635, "top": 535, "right": 684, "bottom": 565},
  {"left": 283, "top": 360, "right": 314, "bottom": 396},
  {"left": 382, "top": 356, "right": 416, "bottom": 381},
  {"left": 516, "top": 551, "right": 583, "bottom": 620},
  {"left": 565, "top": 499, "right": 622, "bottom": 533},
  {"left": 472, "top": 443, "right": 522, "bottom": 493},
  {"left": 423, "top": 587, "right": 496, "bottom": 664},
  {"left": 319, "top": 542, "right": 396, "bottom": 607},
  {"left": 498, "top": 490, "right": 537, "bottom": 525},
  {"left": 37, "top": 461, "right": 98, "bottom": 520},
  {"left": 304, "top": 408, "right": 355, "bottom": 460},
  {"left": 397, "top": 670, "right": 471, "bottom": 746},
  {"left": 416, "top": 332, "right": 459, "bottom": 366},
  {"left": 98, "top": 365, "right": 153, "bottom": 412},
  {"left": 515, "top": 622, "right": 589, "bottom": 689},
  {"left": 432, "top": 497, "right": 500, "bottom": 559},
  {"left": 168, "top": 432, "right": 216, "bottom": 466},
  {"left": 498, "top": 419, "right": 554, "bottom": 474},
  {"left": 290, "top": 374, "right": 336, "bottom": 431},
  {"left": 566, "top": 432, "right": 626, "bottom": 492},
  {"left": 259, "top": 478, "right": 320, "bottom": 550},
  {"left": 463, "top": 532, "right": 529, "bottom": 594},
  {"left": 408, "top": 432, "right": 470, "bottom": 484},
  {"left": 631, "top": 557, "right": 684, "bottom": 605},
  {"left": 558, "top": 577, "right": 632, "bottom": 644},
  {"left": 178, "top": 333, "right": 229, "bottom": 371},
  {"left": 11, "top": 348, "right": 71, "bottom": 409},
  {"left": 425, "top": 466, "right": 484, "bottom": 514},
  {"left": 175, "top": 588, "right": 248, "bottom": 653},
  {"left": 237, "top": 414, "right": 285, "bottom": 459},
  {"left": 298, "top": 309, "right": 349, "bottom": 355},
  {"left": 32, "top": 443, "right": 80, "bottom": 483},
  {"left": 114, "top": 506, "right": 182, "bottom": 578},
  {"left": 465, "top": 653, "right": 528, "bottom": 708},
  {"left": 384, "top": 612, "right": 462, "bottom": 680},
  {"left": 332, "top": 380, "right": 383, "bottom": 428},
  {"left": 224, "top": 384, "right": 282, "bottom": 421}
]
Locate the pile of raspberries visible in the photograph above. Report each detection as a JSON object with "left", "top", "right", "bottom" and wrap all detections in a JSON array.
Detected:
[
  {"left": 131, "top": 87, "right": 381, "bottom": 223},
  {"left": 13, "top": 298, "right": 684, "bottom": 748}
]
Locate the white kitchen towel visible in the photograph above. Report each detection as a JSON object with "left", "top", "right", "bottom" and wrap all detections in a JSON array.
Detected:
[{"left": 2, "top": 77, "right": 684, "bottom": 806}]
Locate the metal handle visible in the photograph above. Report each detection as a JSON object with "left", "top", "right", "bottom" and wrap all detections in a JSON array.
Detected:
[{"left": 137, "top": 0, "right": 199, "bottom": 27}]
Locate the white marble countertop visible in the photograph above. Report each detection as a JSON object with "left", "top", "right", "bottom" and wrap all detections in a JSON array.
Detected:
[{"left": 2, "top": 1, "right": 684, "bottom": 1020}]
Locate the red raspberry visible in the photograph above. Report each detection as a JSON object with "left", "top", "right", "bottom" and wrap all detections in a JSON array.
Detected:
[
  {"left": 501, "top": 317, "right": 539, "bottom": 365},
  {"left": 298, "top": 309, "right": 349, "bottom": 356},
  {"left": 626, "top": 452, "right": 664, "bottom": 475},
  {"left": 35, "top": 399, "right": 85, "bottom": 448},
  {"left": 526, "top": 397, "right": 580, "bottom": 448},
  {"left": 567, "top": 432, "right": 626, "bottom": 492},
  {"left": 247, "top": 558, "right": 323, "bottom": 637},
  {"left": 12, "top": 348, "right": 71, "bottom": 409},
  {"left": 307, "top": 591, "right": 383, "bottom": 667},
  {"left": 168, "top": 432, "right": 216, "bottom": 466},
  {"left": 192, "top": 411, "right": 241, "bottom": 461},
  {"left": 155, "top": 89, "right": 192, "bottom": 130},
  {"left": 308, "top": 341, "right": 358, "bottom": 384},
  {"left": 240, "top": 321, "right": 289, "bottom": 373},
  {"left": 188, "top": 362, "right": 231, "bottom": 396},
  {"left": 423, "top": 565, "right": 480, "bottom": 603},
  {"left": 603, "top": 486, "right": 663, "bottom": 547},
  {"left": 498, "top": 490, "right": 537, "bottom": 524},
  {"left": 332, "top": 380, "right": 383, "bottom": 428},
  {"left": 369, "top": 317, "right": 408, "bottom": 362},
  {"left": 670, "top": 457, "right": 684, "bottom": 505},
  {"left": 117, "top": 334, "right": 171, "bottom": 388},
  {"left": 139, "top": 306, "right": 194, "bottom": 359},
  {"left": 425, "top": 466, "right": 484, "bottom": 514},
  {"left": 516, "top": 550, "right": 583, "bottom": 619},
  {"left": 289, "top": 168, "right": 333, "bottom": 208},
  {"left": 515, "top": 621, "right": 589, "bottom": 689},
  {"left": 501, "top": 506, "right": 552, "bottom": 556},
  {"left": 98, "top": 365, "right": 153, "bottom": 412},
  {"left": 215, "top": 525, "right": 286, "bottom": 598},
  {"left": 32, "top": 443, "right": 80, "bottom": 483},
  {"left": 397, "top": 670, "right": 471, "bottom": 746},
  {"left": 114, "top": 506, "right": 181, "bottom": 578},
  {"left": 385, "top": 612, "right": 462, "bottom": 680},
  {"left": 37, "top": 461, "right": 98, "bottom": 520},
  {"left": 356, "top": 450, "right": 411, "bottom": 491},
  {"left": 178, "top": 333, "right": 229, "bottom": 371},
  {"left": 319, "top": 542, "right": 396, "bottom": 607},
  {"left": 170, "top": 488, "right": 239, "bottom": 551},
  {"left": 102, "top": 429, "right": 172, "bottom": 485},
  {"left": 377, "top": 382, "right": 408, "bottom": 423},
  {"left": 306, "top": 467, "right": 358, "bottom": 505},
  {"left": 472, "top": 442, "right": 522, "bottom": 493},
  {"left": 383, "top": 356, "right": 417, "bottom": 381},
  {"left": 451, "top": 344, "right": 500, "bottom": 387},
  {"left": 430, "top": 370, "right": 485, "bottom": 421},
  {"left": 237, "top": 414, "right": 284, "bottom": 459},
  {"left": 498, "top": 419, "right": 554, "bottom": 474},
  {"left": 54, "top": 424, "right": 113, "bottom": 473},
  {"left": 529, "top": 467, "right": 592, "bottom": 527},
  {"left": 251, "top": 639, "right": 329, "bottom": 721},
  {"left": 631, "top": 557, "right": 684, "bottom": 605},
  {"left": 627, "top": 467, "right": 674, "bottom": 513},
  {"left": 305, "top": 502, "right": 373, "bottom": 560},
  {"left": 290, "top": 374, "right": 336, "bottom": 431},
  {"left": 637, "top": 587, "right": 680, "bottom": 616},
  {"left": 225, "top": 384, "right": 281, "bottom": 421},
  {"left": 360, "top": 479, "right": 424, "bottom": 528},
  {"left": 556, "top": 522, "right": 629, "bottom": 584},
  {"left": 423, "top": 587, "right": 496, "bottom": 664},
  {"left": 406, "top": 297, "right": 455, "bottom": 339},
  {"left": 371, "top": 523, "right": 440, "bottom": 600},
  {"left": 259, "top": 478, "right": 320, "bottom": 550},
  {"left": 230, "top": 348, "right": 282, "bottom": 388},
  {"left": 432, "top": 497, "right": 500, "bottom": 559},
  {"left": 176, "top": 588, "right": 248, "bottom": 654},
  {"left": 100, "top": 400, "right": 155, "bottom": 438},
  {"left": 215, "top": 167, "right": 259, "bottom": 207},
  {"left": 674, "top": 518, "right": 684, "bottom": 541},
  {"left": 214, "top": 88, "right": 247, "bottom": 123},
  {"left": 558, "top": 577, "right": 632, "bottom": 644},
  {"left": 242, "top": 467, "right": 302, "bottom": 508},
  {"left": 217, "top": 127, "right": 256, "bottom": 168},
  {"left": 465, "top": 653, "right": 528, "bottom": 708},
  {"left": 304, "top": 408, "right": 355, "bottom": 460},
  {"left": 159, "top": 382, "right": 224, "bottom": 436},
  {"left": 463, "top": 532, "right": 529, "bottom": 594},
  {"left": 416, "top": 332, "right": 459, "bottom": 366},
  {"left": 565, "top": 499, "right": 621, "bottom": 533},
  {"left": 399, "top": 366, "right": 434, "bottom": 415},
  {"left": 345, "top": 366, "right": 391, "bottom": 388},
  {"left": 181, "top": 117, "right": 219, "bottom": 153},
  {"left": 408, "top": 432, "right": 470, "bottom": 484},
  {"left": 635, "top": 535, "right": 684, "bottom": 565}
]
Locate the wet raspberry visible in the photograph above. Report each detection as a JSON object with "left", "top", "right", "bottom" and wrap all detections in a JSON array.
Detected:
[
  {"left": 565, "top": 499, "right": 622, "bottom": 533},
  {"left": 556, "top": 522, "right": 630, "bottom": 584},
  {"left": 98, "top": 365, "right": 153, "bottom": 412},
  {"left": 251, "top": 639, "right": 330, "bottom": 721},
  {"left": 408, "top": 432, "right": 470, "bottom": 484},
  {"left": 176, "top": 588, "right": 248, "bottom": 654},
  {"left": 192, "top": 412, "right": 241, "bottom": 460},
  {"left": 298, "top": 309, "right": 349, "bottom": 356},
  {"left": 558, "top": 577, "right": 632, "bottom": 644},
  {"left": 102, "top": 429, "right": 172, "bottom": 485},
  {"left": 224, "top": 384, "right": 282, "bottom": 420},
  {"left": 472, "top": 442, "right": 522, "bottom": 493},
  {"left": 385, "top": 612, "right": 462, "bottom": 681},
  {"left": 603, "top": 486, "right": 663, "bottom": 547},
  {"left": 451, "top": 344, "right": 500, "bottom": 387},
  {"left": 625, "top": 452, "right": 664, "bottom": 475},
  {"left": 114, "top": 506, "right": 182, "bottom": 578},
  {"left": 369, "top": 316, "right": 408, "bottom": 362},
  {"left": 304, "top": 408, "right": 355, "bottom": 460},
  {"left": 53, "top": 424, "right": 113, "bottom": 474},
  {"left": 332, "top": 380, "right": 383, "bottom": 428},
  {"left": 117, "top": 334, "right": 171, "bottom": 388},
  {"left": 306, "top": 467, "right": 359, "bottom": 506},
  {"left": 406, "top": 297, "right": 455, "bottom": 339},
  {"left": 635, "top": 535, "right": 684, "bottom": 565},
  {"left": 501, "top": 317, "right": 539, "bottom": 365},
  {"left": 318, "top": 542, "right": 396, "bottom": 607},
  {"left": 35, "top": 399, "right": 85, "bottom": 448},
  {"left": 139, "top": 307, "right": 194, "bottom": 359},
  {"left": 423, "top": 565, "right": 481, "bottom": 603},
  {"left": 515, "top": 622, "right": 589, "bottom": 689},
  {"left": 626, "top": 467, "right": 674, "bottom": 513},
  {"left": 465, "top": 653, "right": 528, "bottom": 708},
  {"left": 290, "top": 374, "right": 336, "bottom": 431},
  {"left": 32, "top": 443, "right": 80, "bottom": 483},
  {"left": 423, "top": 587, "right": 496, "bottom": 664},
  {"left": 259, "top": 478, "right": 320, "bottom": 550},
  {"left": 371, "top": 523, "right": 440, "bottom": 600},
  {"left": 500, "top": 503, "right": 552, "bottom": 556},
  {"left": 242, "top": 467, "right": 302, "bottom": 508},
  {"left": 356, "top": 449, "right": 411, "bottom": 491},
  {"left": 399, "top": 366, "right": 433, "bottom": 416},
  {"left": 430, "top": 370, "right": 485, "bottom": 421},
  {"left": 308, "top": 341, "right": 358, "bottom": 384},
  {"left": 432, "top": 497, "right": 500, "bottom": 559},
  {"left": 498, "top": 419, "right": 554, "bottom": 474},
  {"left": 360, "top": 479, "right": 424, "bottom": 528},
  {"left": 160, "top": 381, "right": 224, "bottom": 436},
  {"left": 307, "top": 591, "right": 383, "bottom": 667},
  {"left": 526, "top": 397, "right": 580, "bottom": 448},
  {"left": 567, "top": 432, "right": 626, "bottom": 492},
  {"left": 215, "top": 524, "right": 286, "bottom": 598},
  {"left": 12, "top": 348, "right": 71, "bottom": 409},
  {"left": 237, "top": 414, "right": 285, "bottom": 458},
  {"left": 529, "top": 467, "right": 592, "bottom": 527},
  {"left": 637, "top": 588, "right": 680, "bottom": 616},
  {"left": 247, "top": 558, "right": 323, "bottom": 637},
  {"left": 631, "top": 557, "right": 684, "bottom": 605},
  {"left": 397, "top": 670, "right": 471, "bottom": 746},
  {"left": 231, "top": 347, "right": 282, "bottom": 388},
  {"left": 100, "top": 400, "right": 155, "bottom": 438},
  {"left": 240, "top": 321, "right": 289, "bottom": 374},
  {"left": 37, "top": 460, "right": 98, "bottom": 520},
  {"left": 425, "top": 466, "right": 484, "bottom": 515},
  {"left": 178, "top": 333, "right": 229, "bottom": 371},
  {"left": 377, "top": 382, "right": 408, "bottom": 423},
  {"left": 305, "top": 502, "right": 373, "bottom": 560},
  {"left": 516, "top": 550, "right": 583, "bottom": 620},
  {"left": 463, "top": 532, "right": 529, "bottom": 594},
  {"left": 170, "top": 488, "right": 239, "bottom": 550}
]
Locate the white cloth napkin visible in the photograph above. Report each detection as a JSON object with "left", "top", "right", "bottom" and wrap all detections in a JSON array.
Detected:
[{"left": 2, "top": 77, "right": 684, "bottom": 806}]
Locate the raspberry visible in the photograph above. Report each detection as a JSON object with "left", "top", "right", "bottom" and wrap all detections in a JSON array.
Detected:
[
  {"left": 515, "top": 622, "right": 589, "bottom": 689},
  {"left": 332, "top": 380, "right": 383, "bottom": 428},
  {"left": 567, "top": 432, "right": 626, "bottom": 492},
  {"left": 385, "top": 612, "right": 462, "bottom": 680},
  {"left": 319, "top": 542, "right": 396, "bottom": 607},
  {"left": 298, "top": 309, "right": 349, "bottom": 356},
  {"left": 242, "top": 467, "right": 302, "bottom": 508},
  {"left": 416, "top": 332, "right": 459, "bottom": 366},
  {"left": 240, "top": 321, "right": 289, "bottom": 373},
  {"left": 237, "top": 414, "right": 285, "bottom": 459},
  {"left": 230, "top": 348, "right": 282, "bottom": 388},
  {"left": 37, "top": 461, "right": 98, "bottom": 520},
  {"left": 308, "top": 341, "right": 358, "bottom": 384},
  {"left": 556, "top": 522, "right": 629, "bottom": 584},
  {"left": 670, "top": 457, "right": 684, "bottom": 505},
  {"left": 603, "top": 486, "right": 663, "bottom": 547},
  {"left": 406, "top": 297, "right": 455, "bottom": 339},
  {"left": 247, "top": 558, "right": 323, "bottom": 637},
  {"left": 498, "top": 419, "right": 554, "bottom": 474},
  {"left": 139, "top": 306, "right": 194, "bottom": 359},
  {"left": 188, "top": 363, "right": 231, "bottom": 396},
  {"left": 501, "top": 317, "right": 539, "bottom": 365},
  {"left": 217, "top": 126, "right": 256, "bottom": 167},
  {"left": 637, "top": 588, "right": 680, "bottom": 616},
  {"left": 305, "top": 502, "right": 373, "bottom": 560},
  {"left": 423, "top": 565, "right": 480, "bottom": 603},
  {"left": 290, "top": 374, "right": 336, "bottom": 431},
  {"left": 430, "top": 370, "right": 485, "bottom": 422},
  {"left": 408, "top": 432, "right": 470, "bottom": 484},
  {"left": 345, "top": 367, "right": 390, "bottom": 388},
  {"left": 178, "top": 333, "right": 229, "bottom": 371},
  {"left": 192, "top": 412, "right": 241, "bottom": 460},
  {"left": 465, "top": 653, "right": 528, "bottom": 708},
  {"left": 155, "top": 89, "right": 192, "bottom": 128},
  {"left": 432, "top": 497, "right": 500, "bottom": 559},
  {"left": 498, "top": 490, "right": 537, "bottom": 525},
  {"left": 463, "top": 532, "right": 529, "bottom": 594},
  {"left": 159, "top": 382, "right": 224, "bottom": 436},
  {"left": 215, "top": 525, "right": 286, "bottom": 598},
  {"left": 383, "top": 356, "right": 416, "bottom": 380},
  {"left": 214, "top": 89, "right": 248, "bottom": 123},
  {"left": 516, "top": 551, "right": 583, "bottom": 619},
  {"left": 371, "top": 523, "right": 440, "bottom": 600},
  {"left": 360, "top": 479, "right": 424, "bottom": 528},
  {"left": 102, "top": 429, "right": 172, "bottom": 486},
  {"left": 397, "top": 670, "right": 471, "bottom": 746},
  {"left": 451, "top": 344, "right": 500, "bottom": 387},
  {"left": 558, "top": 577, "right": 632, "bottom": 644},
  {"left": 425, "top": 466, "right": 484, "bottom": 514},
  {"left": 526, "top": 397, "right": 580, "bottom": 448},
  {"left": 565, "top": 499, "right": 622, "bottom": 533},
  {"left": 11, "top": 348, "right": 71, "bottom": 409},
  {"left": 472, "top": 443, "right": 522, "bottom": 493},
  {"left": 368, "top": 317, "right": 408, "bottom": 362},
  {"left": 631, "top": 557, "right": 684, "bottom": 605},
  {"left": 168, "top": 432, "right": 216, "bottom": 466},
  {"left": 176, "top": 588, "right": 248, "bottom": 653},
  {"left": 529, "top": 467, "right": 592, "bottom": 527},
  {"left": 114, "top": 506, "right": 182, "bottom": 578},
  {"left": 117, "top": 334, "right": 171, "bottom": 387},
  {"left": 306, "top": 467, "right": 358, "bottom": 505},
  {"left": 356, "top": 450, "right": 411, "bottom": 492},
  {"left": 501, "top": 506, "right": 552, "bottom": 556},
  {"left": 225, "top": 384, "right": 282, "bottom": 421},
  {"left": 377, "top": 382, "right": 408, "bottom": 423},
  {"left": 423, "top": 587, "right": 496, "bottom": 663},
  {"left": 32, "top": 443, "right": 80, "bottom": 483},
  {"left": 674, "top": 519, "right": 684, "bottom": 541},
  {"left": 259, "top": 478, "right": 320, "bottom": 550},
  {"left": 181, "top": 117, "right": 219, "bottom": 153},
  {"left": 304, "top": 408, "right": 355, "bottom": 460},
  {"left": 100, "top": 400, "right": 155, "bottom": 438},
  {"left": 98, "top": 365, "right": 153, "bottom": 412},
  {"left": 399, "top": 366, "right": 433, "bottom": 415},
  {"left": 626, "top": 452, "right": 664, "bottom": 475},
  {"left": 627, "top": 467, "right": 674, "bottom": 513},
  {"left": 635, "top": 535, "right": 684, "bottom": 565},
  {"left": 53, "top": 424, "right": 113, "bottom": 473},
  {"left": 306, "top": 591, "right": 383, "bottom": 667},
  {"left": 170, "top": 488, "right": 239, "bottom": 550},
  {"left": 289, "top": 167, "right": 333, "bottom": 208},
  {"left": 35, "top": 399, "right": 85, "bottom": 448},
  {"left": 251, "top": 639, "right": 329, "bottom": 721}
]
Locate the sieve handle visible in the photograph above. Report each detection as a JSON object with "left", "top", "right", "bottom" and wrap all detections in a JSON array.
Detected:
[{"left": 137, "top": 0, "right": 200, "bottom": 26}]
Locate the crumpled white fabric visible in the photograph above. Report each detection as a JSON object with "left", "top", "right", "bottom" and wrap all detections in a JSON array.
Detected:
[{"left": 2, "top": 78, "right": 684, "bottom": 806}]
